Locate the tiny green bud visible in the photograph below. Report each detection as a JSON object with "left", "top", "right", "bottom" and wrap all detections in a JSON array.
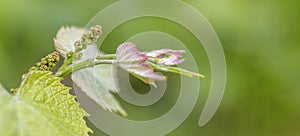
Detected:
[
  {"left": 42, "top": 60, "right": 47, "bottom": 64},
  {"left": 10, "top": 89, "right": 18, "bottom": 95},
  {"left": 36, "top": 62, "right": 41, "bottom": 67},
  {"left": 42, "top": 64, "right": 48, "bottom": 70},
  {"left": 66, "top": 51, "right": 74, "bottom": 58},
  {"left": 87, "top": 31, "right": 93, "bottom": 37},
  {"left": 75, "top": 52, "right": 83, "bottom": 59},
  {"left": 55, "top": 57, "right": 59, "bottom": 62},
  {"left": 30, "top": 67, "right": 37, "bottom": 71},
  {"left": 74, "top": 40, "right": 81, "bottom": 47},
  {"left": 48, "top": 58, "right": 54, "bottom": 62}
]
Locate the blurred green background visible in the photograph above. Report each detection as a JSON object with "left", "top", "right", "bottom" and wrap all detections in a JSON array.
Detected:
[{"left": 0, "top": 0, "right": 299, "bottom": 135}]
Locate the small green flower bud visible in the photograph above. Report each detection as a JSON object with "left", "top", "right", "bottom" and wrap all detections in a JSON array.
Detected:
[
  {"left": 30, "top": 67, "right": 37, "bottom": 71},
  {"left": 66, "top": 51, "right": 74, "bottom": 58},
  {"left": 42, "top": 60, "right": 47, "bottom": 64},
  {"left": 48, "top": 58, "right": 54, "bottom": 62},
  {"left": 42, "top": 64, "right": 48, "bottom": 70},
  {"left": 36, "top": 62, "right": 41, "bottom": 67},
  {"left": 75, "top": 52, "right": 83, "bottom": 59},
  {"left": 10, "top": 89, "right": 18, "bottom": 95},
  {"left": 74, "top": 40, "right": 81, "bottom": 47},
  {"left": 87, "top": 31, "right": 93, "bottom": 36},
  {"left": 55, "top": 57, "right": 59, "bottom": 62}
]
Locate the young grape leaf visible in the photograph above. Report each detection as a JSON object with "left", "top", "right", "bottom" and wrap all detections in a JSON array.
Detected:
[
  {"left": 115, "top": 42, "right": 166, "bottom": 87},
  {"left": 72, "top": 64, "right": 127, "bottom": 116},
  {"left": 72, "top": 45, "right": 126, "bottom": 116},
  {"left": 0, "top": 71, "right": 92, "bottom": 136},
  {"left": 54, "top": 26, "right": 83, "bottom": 57}
]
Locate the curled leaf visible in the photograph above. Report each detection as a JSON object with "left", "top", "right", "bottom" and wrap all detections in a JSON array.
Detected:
[
  {"left": 145, "top": 49, "right": 186, "bottom": 66},
  {"left": 115, "top": 42, "right": 166, "bottom": 86}
]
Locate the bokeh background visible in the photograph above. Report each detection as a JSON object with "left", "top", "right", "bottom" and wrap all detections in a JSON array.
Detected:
[{"left": 0, "top": 0, "right": 299, "bottom": 135}]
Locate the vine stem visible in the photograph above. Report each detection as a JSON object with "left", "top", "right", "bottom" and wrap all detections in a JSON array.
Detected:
[
  {"left": 97, "top": 54, "right": 116, "bottom": 60},
  {"left": 55, "top": 59, "right": 114, "bottom": 78},
  {"left": 57, "top": 57, "right": 73, "bottom": 73}
]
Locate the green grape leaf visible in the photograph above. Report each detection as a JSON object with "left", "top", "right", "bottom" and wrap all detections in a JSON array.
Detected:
[
  {"left": 72, "top": 64, "right": 127, "bottom": 116},
  {"left": 0, "top": 71, "right": 92, "bottom": 136}
]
